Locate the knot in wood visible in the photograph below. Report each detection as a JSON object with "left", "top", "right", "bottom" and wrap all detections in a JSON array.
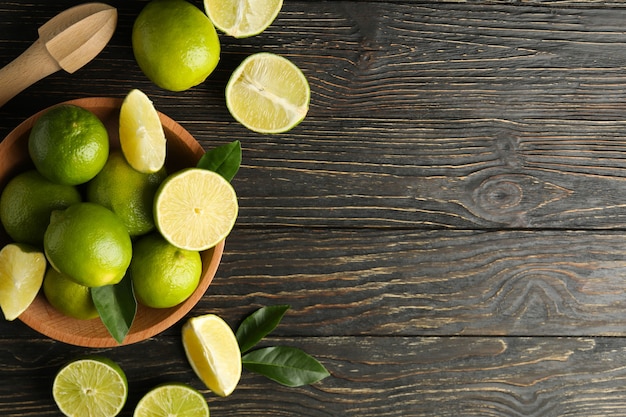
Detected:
[{"left": 475, "top": 177, "right": 523, "bottom": 213}]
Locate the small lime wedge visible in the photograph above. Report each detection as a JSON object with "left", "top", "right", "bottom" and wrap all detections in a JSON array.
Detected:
[
  {"left": 204, "top": 0, "right": 283, "bottom": 38},
  {"left": 0, "top": 243, "right": 46, "bottom": 321},
  {"left": 133, "top": 383, "right": 209, "bottom": 417},
  {"left": 225, "top": 52, "right": 310, "bottom": 134},
  {"left": 182, "top": 314, "right": 242, "bottom": 397},
  {"left": 53, "top": 356, "right": 128, "bottom": 417},
  {"left": 119, "top": 89, "right": 166, "bottom": 173}
]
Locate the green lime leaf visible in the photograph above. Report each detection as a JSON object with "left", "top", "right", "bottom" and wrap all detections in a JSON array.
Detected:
[
  {"left": 197, "top": 140, "right": 241, "bottom": 182},
  {"left": 91, "top": 273, "right": 136, "bottom": 344},
  {"left": 236, "top": 304, "right": 290, "bottom": 353},
  {"left": 242, "top": 346, "right": 330, "bottom": 387}
]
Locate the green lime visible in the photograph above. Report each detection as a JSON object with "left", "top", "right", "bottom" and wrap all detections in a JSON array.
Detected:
[
  {"left": 133, "top": 383, "right": 209, "bottom": 417},
  {"left": 53, "top": 356, "right": 128, "bottom": 417},
  {"left": 87, "top": 151, "right": 166, "bottom": 237},
  {"left": 44, "top": 202, "right": 132, "bottom": 288},
  {"left": 132, "top": 0, "right": 221, "bottom": 91},
  {"left": 130, "top": 233, "right": 202, "bottom": 308},
  {"left": 28, "top": 104, "right": 109, "bottom": 185},
  {"left": 0, "top": 170, "right": 81, "bottom": 246},
  {"left": 43, "top": 268, "right": 99, "bottom": 320}
]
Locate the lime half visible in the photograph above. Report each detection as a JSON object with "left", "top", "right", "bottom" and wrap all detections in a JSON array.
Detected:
[
  {"left": 204, "top": 0, "right": 283, "bottom": 38},
  {"left": 154, "top": 168, "right": 238, "bottom": 251},
  {"left": 225, "top": 52, "right": 310, "bottom": 134},
  {"left": 134, "top": 383, "right": 209, "bottom": 417},
  {"left": 53, "top": 356, "right": 128, "bottom": 417}
]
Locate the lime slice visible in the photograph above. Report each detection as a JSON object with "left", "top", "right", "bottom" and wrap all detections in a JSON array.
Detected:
[
  {"left": 0, "top": 243, "right": 46, "bottom": 321},
  {"left": 119, "top": 89, "right": 166, "bottom": 173},
  {"left": 53, "top": 356, "right": 128, "bottom": 417},
  {"left": 225, "top": 52, "right": 310, "bottom": 134},
  {"left": 182, "top": 314, "right": 242, "bottom": 397},
  {"left": 204, "top": 0, "right": 283, "bottom": 38},
  {"left": 154, "top": 168, "right": 238, "bottom": 251},
  {"left": 134, "top": 383, "right": 209, "bottom": 417}
]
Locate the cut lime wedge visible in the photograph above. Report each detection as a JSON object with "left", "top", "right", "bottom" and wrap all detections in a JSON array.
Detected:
[
  {"left": 119, "top": 89, "right": 166, "bottom": 173},
  {"left": 0, "top": 243, "right": 46, "bottom": 321}
]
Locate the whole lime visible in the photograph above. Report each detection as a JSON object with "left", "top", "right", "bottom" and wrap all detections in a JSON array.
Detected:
[
  {"left": 43, "top": 268, "right": 99, "bottom": 320},
  {"left": 87, "top": 151, "right": 166, "bottom": 237},
  {"left": 0, "top": 170, "right": 81, "bottom": 246},
  {"left": 132, "top": 0, "right": 221, "bottom": 91},
  {"left": 28, "top": 104, "right": 109, "bottom": 185},
  {"left": 44, "top": 202, "right": 132, "bottom": 287},
  {"left": 130, "top": 233, "right": 202, "bottom": 308}
]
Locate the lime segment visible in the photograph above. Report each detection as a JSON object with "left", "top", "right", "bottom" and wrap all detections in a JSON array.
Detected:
[
  {"left": 154, "top": 168, "right": 238, "bottom": 251},
  {"left": 225, "top": 52, "right": 309, "bottom": 133},
  {"left": 53, "top": 357, "right": 128, "bottom": 417},
  {"left": 119, "top": 89, "right": 166, "bottom": 174},
  {"left": 204, "top": 0, "right": 283, "bottom": 38},
  {"left": 182, "top": 314, "right": 242, "bottom": 397},
  {"left": 133, "top": 383, "right": 209, "bottom": 417},
  {"left": 0, "top": 243, "right": 46, "bottom": 321}
]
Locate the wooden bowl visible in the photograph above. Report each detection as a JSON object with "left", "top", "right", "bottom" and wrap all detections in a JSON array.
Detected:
[{"left": 0, "top": 97, "right": 224, "bottom": 347}]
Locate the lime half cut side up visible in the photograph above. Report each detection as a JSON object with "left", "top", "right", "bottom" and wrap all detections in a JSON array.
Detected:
[
  {"left": 154, "top": 168, "right": 238, "bottom": 251},
  {"left": 225, "top": 52, "right": 310, "bottom": 134},
  {"left": 53, "top": 356, "right": 128, "bottom": 417},
  {"left": 133, "top": 383, "right": 209, "bottom": 417},
  {"left": 204, "top": 0, "right": 283, "bottom": 38}
]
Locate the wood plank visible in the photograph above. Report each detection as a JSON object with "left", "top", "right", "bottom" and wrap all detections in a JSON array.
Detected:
[
  {"left": 197, "top": 228, "right": 626, "bottom": 337},
  {"left": 2, "top": 335, "right": 626, "bottom": 416}
]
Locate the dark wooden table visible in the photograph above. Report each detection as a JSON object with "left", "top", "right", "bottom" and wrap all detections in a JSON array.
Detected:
[{"left": 4, "top": 0, "right": 626, "bottom": 415}]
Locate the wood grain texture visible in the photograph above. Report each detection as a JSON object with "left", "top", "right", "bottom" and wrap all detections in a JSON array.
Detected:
[
  {"left": 2, "top": 0, "right": 626, "bottom": 416},
  {"left": 2, "top": 335, "right": 626, "bottom": 416}
]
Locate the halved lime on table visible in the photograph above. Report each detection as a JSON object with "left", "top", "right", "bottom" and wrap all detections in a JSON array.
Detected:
[
  {"left": 226, "top": 52, "right": 310, "bottom": 134},
  {"left": 204, "top": 0, "right": 283, "bottom": 38},
  {"left": 134, "top": 383, "right": 209, "bottom": 417},
  {"left": 53, "top": 356, "right": 128, "bottom": 417}
]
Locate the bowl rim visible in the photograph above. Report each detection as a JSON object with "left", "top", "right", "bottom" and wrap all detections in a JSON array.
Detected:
[{"left": 3, "top": 97, "right": 224, "bottom": 347}]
